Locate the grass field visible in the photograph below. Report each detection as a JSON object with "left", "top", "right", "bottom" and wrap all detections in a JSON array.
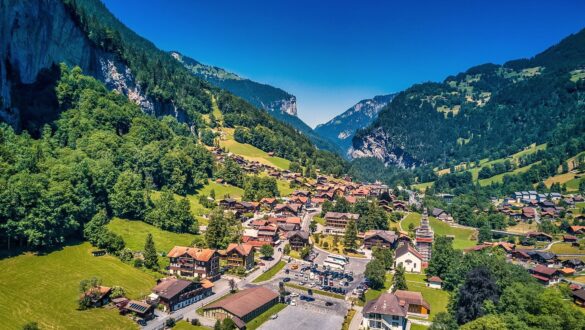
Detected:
[
  {"left": 252, "top": 260, "right": 286, "bottom": 283},
  {"left": 412, "top": 181, "right": 434, "bottom": 191},
  {"left": 411, "top": 324, "right": 429, "bottom": 330},
  {"left": 219, "top": 128, "right": 290, "bottom": 170},
  {"left": 400, "top": 213, "right": 477, "bottom": 250},
  {"left": 315, "top": 235, "right": 365, "bottom": 258},
  {"left": 276, "top": 179, "right": 294, "bottom": 196},
  {"left": 107, "top": 218, "right": 198, "bottom": 253},
  {"left": 572, "top": 276, "right": 585, "bottom": 284},
  {"left": 405, "top": 274, "right": 449, "bottom": 321},
  {"left": 478, "top": 162, "right": 539, "bottom": 186},
  {"left": 566, "top": 176, "right": 584, "bottom": 192},
  {"left": 544, "top": 172, "right": 578, "bottom": 187},
  {"left": 173, "top": 321, "right": 210, "bottom": 330},
  {"left": 548, "top": 242, "right": 585, "bottom": 255},
  {"left": 246, "top": 303, "right": 288, "bottom": 330},
  {"left": 0, "top": 242, "right": 156, "bottom": 329},
  {"left": 506, "top": 221, "right": 539, "bottom": 234}
]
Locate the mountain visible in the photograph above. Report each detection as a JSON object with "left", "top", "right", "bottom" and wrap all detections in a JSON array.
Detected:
[
  {"left": 170, "top": 51, "right": 297, "bottom": 116},
  {"left": 171, "top": 51, "right": 342, "bottom": 154},
  {"left": 351, "top": 28, "right": 585, "bottom": 168},
  {"left": 0, "top": 0, "right": 343, "bottom": 172},
  {"left": 315, "top": 94, "right": 396, "bottom": 155}
]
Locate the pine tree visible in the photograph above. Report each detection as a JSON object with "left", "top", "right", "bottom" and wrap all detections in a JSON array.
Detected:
[
  {"left": 344, "top": 219, "right": 358, "bottom": 251},
  {"left": 143, "top": 233, "right": 159, "bottom": 269},
  {"left": 392, "top": 265, "right": 408, "bottom": 292}
]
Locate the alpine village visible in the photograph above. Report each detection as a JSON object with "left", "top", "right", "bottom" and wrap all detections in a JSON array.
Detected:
[{"left": 1, "top": 1, "right": 585, "bottom": 330}]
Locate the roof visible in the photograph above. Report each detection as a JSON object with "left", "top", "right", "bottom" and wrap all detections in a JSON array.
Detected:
[
  {"left": 428, "top": 276, "right": 443, "bottom": 283},
  {"left": 285, "top": 217, "right": 302, "bottom": 225},
  {"left": 167, "top": 246, "right": 217, "bottom": 262},
  {"left": 287, "top": 230, "right": 309, "bottom": 240},
  {"left": 364, "top": 230, "right": 397, "bottom": 244},
  {"left": 573, "top": 289, "right": 585, "bottom": 301},
  {"left": 226, "top": 243, "right": 254, "bottom": 257},
  {"left": 363, "top": 292, "right": 408, "bottom": 317},
  {"left": 395, "top": 243, "right": 424, "bottom": 261},
  {"left": 203, "top": 287, "right": 278, "bottom": 318},
  {"left": 431, "top": 208, "right": 445, "bottom": 217},
  {"left": 201, "top": 279, "right": 214, "bottom": 289},
  {"left": 531, "top": 264, "right": 558, "bottom": 276},
  {"left": 395, "top": 290, "right": 431, "bottom": 311},
  {"left": 125, "top": 300, "right": 152, "bottom": 314},
  {"left": 152, "top": 278, "right": 193, "bottom": 300},
  {"left": 324, "top": 212, "right": 359, "bottom": 220}
]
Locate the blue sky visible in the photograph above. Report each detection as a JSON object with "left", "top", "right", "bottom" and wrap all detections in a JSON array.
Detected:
[{"left": 102, "top": 0, "right": 585, "bottom": 127}]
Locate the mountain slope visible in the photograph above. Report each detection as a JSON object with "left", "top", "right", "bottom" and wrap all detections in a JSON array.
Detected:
[
  {"left": 352, "top": 28, "right": 585, "bottom": 168},
  {"left": 315, "top": 94, "right": 395, "bottom": 155},
  {"left": 171, "top": 51, "right": 342, "bottom": 154}
]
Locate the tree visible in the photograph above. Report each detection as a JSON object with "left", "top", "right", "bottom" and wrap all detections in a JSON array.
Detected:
[
  {"left": 300, "top": 245, "right": 312, "bottom": 260},
  {"left": 427, "top": 236, "right": 462, "bottom": 289},
  {"left": 478, "top": 225, "right": 492, "bottom": 243},
  {"left": 143, "top": 233, "right": 159, "bottom": 269},
  {"left": 228, "top": 279, "right": 237, "bottom": 293},
  {"left": 364, "top": 259, "right": 386, "bottom": 290},
  {"left": 218, "top": 158, "right": 244, "bottom": 187},
  {"left": 460, "top": 315, "right": 507, "bottom": 330},
  {"left": 309, "top": 220, "right": 317, "bottom": 233},
  {"left": 372, "top": 246, "right": 394, "bottom": 270},
  {"left": 260, "top": 244, "right": 274, "bottom": 259},
  {"left": 78, "top": 277, "right": 102, "bottom": 310},
  {"left": 343, "top": 220, "right": 358, "bottom": 251},
  {"left": 283, "top": 244, "right": 291, "bottom": 255},
  {"left": 214, "top": 320, "right": 222, "bottom": 330},
  {"left": 454, "top": 267, "right": 500, "bottom": 325},
  {"left": 110, "top": 286, "right": 125, "bottom": 298},
  {"left": 392, "top": 265, "right": 408, "bottom": 292},
  {"left": 110, "top": 170, "right": 146, "bottom": 219},
  {"left": 429, "top": 312, "right": 458, "bottom": 330},
  {"left": 206, "top": 208, "right": 229, "bottom": 249}
]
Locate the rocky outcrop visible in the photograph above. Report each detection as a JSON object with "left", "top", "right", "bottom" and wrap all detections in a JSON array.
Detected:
[
  {"left": 315, "top": 94, "right": 395, "bottom": 154},
  {"left": 0, "top": 0, "right": 182, "bottom": 130},
  {"left": 350, "top": 127, "right": 419, "bottom": 168},
  {"left": 265, "top": 96, "right": 297, "bottom": 116}
]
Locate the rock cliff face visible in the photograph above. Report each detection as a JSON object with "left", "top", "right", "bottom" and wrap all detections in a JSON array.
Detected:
[
  {"left": 315, "top": 94, "right": 395, "bottom": 155},
  {"left": 265, "top": 96, "right": 297, "bottom": 116},
  {"left": 0, "top": 0, "right": 181, "bottom": 130},
  {"left": 349, "top": 127, "right": 419, "bottom": 169}
]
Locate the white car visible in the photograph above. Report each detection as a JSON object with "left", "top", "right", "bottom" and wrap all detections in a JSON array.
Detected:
[
  {"left": 290, "top": 300, "right": 297, "bottom": 306},
  {"left": 290, "top": 292, "right": 299, "bottom": 297}
]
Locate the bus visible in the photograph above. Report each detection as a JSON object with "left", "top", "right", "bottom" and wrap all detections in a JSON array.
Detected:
[{"left": 323, "top": 255, "right": 349, "bottom": 270}]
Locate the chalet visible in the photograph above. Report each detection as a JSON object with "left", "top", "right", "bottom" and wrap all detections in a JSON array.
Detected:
[
  {"left": 257, "top": 225, "right": 279, "bottom": 245},
  {"left": 540, "top": 200, "right": 555, "bottom": 208},
  {"left": 563, "top": 235, "right": 578, "bottom": 243},
  {"left": 431, "top": 208, "right": 452, "bottom": 222},
  {"left": 292, "top": 190, "right": 311, "bottom": 198},
  {"left": 344, "top": 195, "right": 357, "bottom": 204},
  {"left": 527, "top": 251, "right": 558, "bottom": 265},
  {"left": 511, "top": 249, "right": 531, "bottom": 262},
  {"left": 526, "top": 231, "right": 553, "bottom": 242},
  {"left": 324, "top": 212, "right": 360, "bottom": 235},
  {"left": 223, "top": 243, "right": 255, "bottom": 270},
  {"left": 167, "top": 246, "right": 220, "bottom": 280},
  {"left": 203, "top": 287, "right": 279, "bottom": 329},
  {"left": 363, "top": 230, "right": 398, "bottom": 249},
  {"left": 250, "top": 220, "right": 269, "bottom": 229},
  {"left": 572, "top": 289, "right": 585, "bottom": 308},
  {"left": 569, "top": 226, "right": 585, "bottom": 235},
  {"left": 393, "top": 201, "right": 408, "bottom": 211},
  {"left": 550, "top": 192, "right": 562, "bottom": 201},
  {"left": 122, "top": 300, "right": 155, "bottom": 320},
  {"left": 362, "top": 293, "right": 409, "bottom": 330},
  {"left": 83, "top": 286, "right": 111, "bottom": 307},
  {"left": 259, "top": 198, "right": 278, "bottom": 211},
  {"left": 530, "top": 265, "right": 560, "bottom": 286},
  {"left": 395, "top": 243, "right": 424, "bottom": 273},
  {"left": 151, "top": 278, "right": 213, "bottom": 312},
  {"left": 289, "top": 196, "right": 310, "bottom": 207},
  {"left": 314, "top": 191, "right": 334, "bottom": 201},
  {"left": 273, "top": 203, "right": 302, "bottom": 216},
  {"left": 394, "top": 290, "right": 431, "bottom": 317},
  {"left": 277, "top": 223, "right": 299, "bottom": 235},
  {"left": 287, "top": 230, "right": 310, "bottom": 250},
  {"left": 563, "top": 259, "right": 585, "bottom": 272},
  {"left": 522, "top": 207, "right": 537, "bottom": 221},
  {"left": 427, "top": 276, "right": 443, "bottom": 289}
]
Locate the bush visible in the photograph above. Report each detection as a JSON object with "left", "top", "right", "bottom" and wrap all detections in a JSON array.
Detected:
[{"left": 133, "top": 259, "right": 143, "bottom": 268}]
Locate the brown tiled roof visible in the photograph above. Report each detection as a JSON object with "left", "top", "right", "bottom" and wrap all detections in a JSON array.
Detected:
[
  {"left": 573, "top": 289, "right": 585, "bottom": 301},
  {"left": 227, "top": 243, "right": 254, "bottom": 257},
  {"left": 287, "top": 230, "right": 309, "bottom": 240},
  {"left": 428, "top": 276, "right": 442, "bottom": 283},
  {"left": 363, "top": 292, "right": 408, "bottom": 317},
  {"left": 152, "top": 278, "right": 193, "bottom": 300},
  {"left": 395, "top": 243, "right": 424, "bottom": 261},
  {"left": 204, "top": 287, "right": 278, "bottom": 318},
  {"left": 286, "top": 217, "right": 302, "bottom": 225},
  {"left": 324, "top": 212, "right": 359, "bottom": 220},
  {"left": 532, "top": 264, "right": 558, "bottom": 276},
  {"left": 394, "top": 290, "right": 431, "bottom": 311},
  {"left": 201, "top": 279, "right": 214, "bottom": 289},
  {"left": 167, "top": 246, "right": 217, "bottom": 262}
]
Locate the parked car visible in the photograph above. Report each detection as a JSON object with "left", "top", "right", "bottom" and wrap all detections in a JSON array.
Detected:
[
  {"left": 283, "top": 277, "right": 291, "bottom": 283},
  {"left": 325, "top": 301, "right": 334, "bottom": 307}
]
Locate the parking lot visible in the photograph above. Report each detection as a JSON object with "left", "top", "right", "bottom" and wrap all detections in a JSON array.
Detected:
[{"left": 258, "top": 297, "right": 346, "bottom": 330}]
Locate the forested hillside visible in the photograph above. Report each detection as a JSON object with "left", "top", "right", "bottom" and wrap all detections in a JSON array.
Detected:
[{"left": 352, "top": 28, "right": 585, "bottom": 169}]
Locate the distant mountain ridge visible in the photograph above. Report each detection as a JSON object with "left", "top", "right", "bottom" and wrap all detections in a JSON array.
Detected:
[
  {"left": 171, "top": 51, "right": 342, "bottom": 154},
  {"left": 315, "top": 94, "right": 396, "bottom": 155},
  {"left": 170, "top": 51, "right": 297, "bottom": 116}
]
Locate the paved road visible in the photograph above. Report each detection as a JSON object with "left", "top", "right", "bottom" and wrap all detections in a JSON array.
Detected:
[{"left": 349, "top": 306, "right": 363, "bottom": 330}]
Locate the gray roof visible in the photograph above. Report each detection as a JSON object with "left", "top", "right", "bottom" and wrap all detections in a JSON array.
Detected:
[{"left": 363, "top": 293, "right": 408, "bottom": 317}]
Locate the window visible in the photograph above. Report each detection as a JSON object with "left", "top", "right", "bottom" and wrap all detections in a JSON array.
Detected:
[{"left": 392, "top": 315, "right": 399, "bottom": 320}]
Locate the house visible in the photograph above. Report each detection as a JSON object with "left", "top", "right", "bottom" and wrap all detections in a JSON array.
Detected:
[
  {"left": 522, "top": 207, "right": 537, "bottom": 221},
  {"left": 363, "top": 230, "right": 398, "bottom": 249},
  {"left": 563, "top": 235, "right": 578, "bottom": 243},
  {"left": 257, "top": 225, "right": 279, "bottom": 245},
  {"left": 122, "top": 300, "right": 155, "bottom": 320},
  {"left": 259, "top": 198, "right": 278, "bottom": 211},
  {"left": 569, "top": 226, "right": 585, "bottom": 235},
  {"left": 530, "top": 265, "right": 560, "bottom": 286},
  {"left": 395, "top": 243, "right": 424, "bottom": 273},
  {"left": 526, "top": 231, "right": 553, "bottom": 242},
  {"left": 362, "top": 292, "right": 409, "bottom": 330},
  {"left": 573, "top": 289, "right": 585, "bottom": 308},
  {"left": 203, "top": 287, "right": 279, "bottom": 329},
  {"left": 324, "top": 212, "right": 360, "bottom": 235},
  {"left": 287, "top": 230, "right": 310, "bottom": 250},
  {"left": 151, "top": 278, "right": 213, "bottom": 312},
  {"left": 394, "top": 290, "right": 431, "bottom": 317},
  {"left": 167, "top": 246, "right": 220, "bottom": 280},
  {"left": 393, "top": 201, "right": 408, "bottom": 211},
  {"left": 431, "top": 208, "right": 452, "bottom": 222},
  {"left": 563, "top": 259, "right": 585, "bottom": 272},
  {"left": 511, "top": 249, "right": 531, "bottom": 262},
  {"left": 427, "top": 276, "right": 443, "bottom": 289},
  {"left": 527, "top": 251, "right": 558, "bottom": 265},
  {"left": 223, "top": 243, "right": 255, "bottom": 270},
  {"left": 273, "top": 203, "right": 302, "bottom": 216},
  {"left": 83, "top": 286, "right": 112, "bottom": 307}
]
